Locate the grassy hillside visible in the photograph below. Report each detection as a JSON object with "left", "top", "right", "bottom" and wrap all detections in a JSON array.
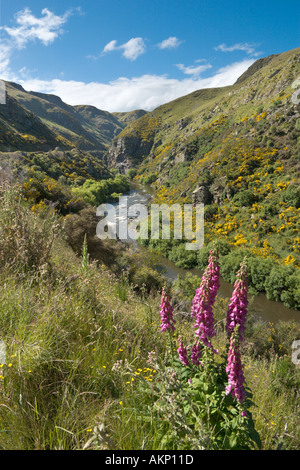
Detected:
[
  {"left": 112, "top": 109, "right": 148, "bottom": 124},
  {"left": 0, "top": 48, "right": 299, "bottom": 451},
  {"left": 0, "top": 183, "right": 299, "bottom": 450},
  {"left": 0, "top": 92, "right": 60, "bottom": 152},
  {"left": 1, "top": 81, "right": 131, "bottom": 155},
  {"left": 0, "top": 82, "right": 141, "bottom": 218},
  {"left": 108, "top": 47, "right": 300, "bottom": 309}
]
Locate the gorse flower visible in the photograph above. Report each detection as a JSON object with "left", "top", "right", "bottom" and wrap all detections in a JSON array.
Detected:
[
  {"left": 225, "top": 327, "right": 246, "bottom": 403},
  {"left": 226, "top": 260, "right": 248, "bottom": 341},
  {"left": 160, "top": 287, "right": 176, "bottom": 333},
  {"left": 191, "top": 250, "right": 220, "bottom": 349}
]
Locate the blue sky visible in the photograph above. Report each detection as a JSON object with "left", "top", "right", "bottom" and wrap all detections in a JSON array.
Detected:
[{"left": 0, "top": 0, "right": 299, "bottom": 111}]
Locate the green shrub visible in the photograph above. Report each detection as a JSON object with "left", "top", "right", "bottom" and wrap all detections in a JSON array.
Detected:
[
  {"left": 72, "top": 175, "right": 130, "bottom": 206},
  {"left": 233, "top": 190, "right": 258, "bottom": 207},
  {"left": 197, "top": 246, "right": 211, "bottom": 271},
  {"left": 220, "top": 249, "right": 251, "bottom": 284},
  {"left": 264, "top": 264, "right": 294, "bottom": 302},
  {"left": 173, "top": 272, "right": 201, "bottom": 300},
  {"left": 129, "top": 265, "right": 164, "bottom": 294},
  {"left": 247, "top": 257, "right": 275, "bottom": 292},
  {"left": 168, "top": 243, "right": 198, "bottom": 268},
  {"left": 142, "top": 173, "right": 157, "bottom": 185},
  {"left": 281, "top": 184, "right": 300, "bottom": 208},
  {"left": 0, "top": 184, "right": 60, "bottom": 275},
  {"left": 127, "top": 168, "right": 137, "bottom": 179},
  {"left": 279, "top": 270, "right": 300, "bottom": 309}
]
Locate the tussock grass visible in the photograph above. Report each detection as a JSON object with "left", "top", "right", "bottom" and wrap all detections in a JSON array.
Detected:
[{"left": 0, "top": 185, "right": 299, "bottom": 450}]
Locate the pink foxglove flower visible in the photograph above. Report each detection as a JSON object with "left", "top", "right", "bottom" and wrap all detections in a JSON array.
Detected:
[
  {"left": 226, "top": 261, "right": 248, "bottom": 341},
  {"left": 160, "top": 288, "right": 176, "bottom": 333},
  {"left": 225, "top": 328, "right": 246, "bottom": 403},
  {"left": 207, "top": 249, "right": 220, "bottom": 306},
  {"left": 190, "top": 341, "right": 202, "bottom": 365},
  {"left": 191, "top": 250, "right": 220, "bottom": 349},
  {"left": 177, "top": 338, "right": 189, "bottom": 366}
]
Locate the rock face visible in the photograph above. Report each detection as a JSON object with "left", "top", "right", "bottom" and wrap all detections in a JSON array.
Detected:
[
  {"left": 107, "top": 137, "right": 130, "bottom": 173},
  {"left": 106, "top": 113, "right": 159, "bottom": 173},
  {"left": 176, "top": 117, "right": 189, "bottom": 130},
  {"left": 174, "top": 147, "right": 190, "bottom": 164},
  {"left": 107, "top": 132, "right": 154, "bottom": 173},
  {"left": 192, "top": 185, "right": 212, "bottom": 205}
]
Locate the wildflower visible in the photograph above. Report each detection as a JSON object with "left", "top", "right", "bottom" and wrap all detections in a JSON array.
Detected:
[
  {"left": 147, "top": 351, "right": 157, "bottom": 365},
  {"left": 190, "top": 341, "right": 202, "bottom": 365},
  {"left": 191, "top": 250, "right": 220, "bottom": 349},
  {"left": 226, "top": 260, "right": 248, "bottom": 341},
  {"left": 206, "top": 249, "right": 221, "bottom": 305},
  {"left": 160, "top": 288, "right": 176, "bottom": 333},
  {"left": 225, "top": 328, "right": 246, "bottom": 403},
  {"left": 177, "top": 338, "right": 189, "bottom": 366},
  {"left": 191, "top": 250, "right": 220, "bottom": 317}
]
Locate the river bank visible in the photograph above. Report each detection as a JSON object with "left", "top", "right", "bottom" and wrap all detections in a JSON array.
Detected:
[{"left": 114, "top": 183, "right": 299, "bottom": 324}]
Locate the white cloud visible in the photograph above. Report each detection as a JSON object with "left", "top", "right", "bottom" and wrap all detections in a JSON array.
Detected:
[
  {"left": 19, "top": 59, "right": 256, "bottom": 113},
  {"left": 176, "top": 62, "right": 212, "bottom": 77},
  {"left": 157, "top": 37, "right": 183, "bottom": 50},
  {"left": 215, "top": 42, "right": 259, "bottom": 55},
  {"left": 0, "top": 44, "right": 13, "bottom": 79},
  {"left": 102, "top": 37, "right": 146, "bottom": 61},
  {"left": 0, "top": 7, "right": 77, "bottom": 80},
  {"left": 103, "top": 40, "right": 118, "bottom": 54},
  {"left": 0, "top": 9, "right": 256, "bottom": 113},
  {"left": 1, "top": 7, "right": 72, "bottom": 49},
  {"left": 122, "top": 38, "right": 146, "bottom": 60}
]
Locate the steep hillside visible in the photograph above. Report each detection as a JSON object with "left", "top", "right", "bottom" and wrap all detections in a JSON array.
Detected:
[
  {"left": 0, "top": 85, "right": 139, "bottom": 219},
  {"left": 108, "top": 48, "right": 299, "bottom": 175},
  {"left": 0, "top": 92, "right": 60, "bottom": 152},
  {"left": 107, "top": 47, "right": 300, "bottom": 309},
  {"left": 1, "top": 81, "right": 127, "bottom": 156},
  {"left": 112, "top": 109, "right": 148, "bottom": 124}
]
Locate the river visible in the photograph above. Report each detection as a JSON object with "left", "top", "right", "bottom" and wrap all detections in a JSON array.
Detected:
[{"left": 111, "top": 184, "right": 300, "bottom": 324}]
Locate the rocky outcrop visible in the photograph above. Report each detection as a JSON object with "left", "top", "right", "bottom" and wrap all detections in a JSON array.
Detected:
[
  {"left": 107, "top": 133, "right": 154, "bottom": 174},
  {"left": 192, "top": 185, "right": 212, "bottom": 205},
  {"left": 107, "top": 115, "right": 159, "bottom": 173}
]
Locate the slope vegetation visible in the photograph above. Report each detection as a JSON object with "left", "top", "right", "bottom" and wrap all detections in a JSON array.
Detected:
[
  {"left": 0, "top": 81, "right": 145, "bottom": 156},
  {"left": 108, "top": 47, "right": 300, "bottom": 309}
]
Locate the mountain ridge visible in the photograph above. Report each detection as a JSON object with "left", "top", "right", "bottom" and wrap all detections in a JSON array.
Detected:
[
  {"left": 104, "top": 46, "right": 300, "bottom": 309},
  {"left": 107, "top": 47, "right": 300, "bottom": 173},
  {"left": 0, "top": 81, "right": 147, "bottom": 156},
  {"left": 0, "top": 46, "right": 299, "bottom": 308}
]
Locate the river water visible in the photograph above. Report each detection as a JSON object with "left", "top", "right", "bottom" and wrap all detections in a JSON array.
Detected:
[{"left": 111, "top": 185, "right": 300, "bottom": 324}]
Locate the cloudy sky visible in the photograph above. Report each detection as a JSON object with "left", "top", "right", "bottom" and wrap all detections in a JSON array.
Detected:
[{"left": 0, "top": 0, "right": 299, "bottom": 112}]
